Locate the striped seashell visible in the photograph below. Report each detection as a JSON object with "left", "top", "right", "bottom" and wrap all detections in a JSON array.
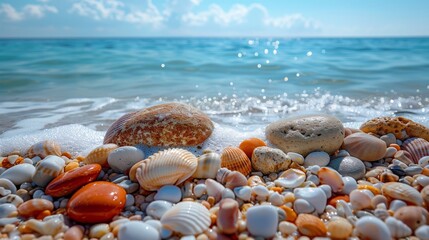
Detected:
[
  {"left": 220, "top": 146, "right": 252, "bottom": 176},
  {"left": 84, "top": 144, "right": 118, "bottom": 166},
  {"left": 18, "top": 199, "right": 54, "bottom": 218},
  {"left": 1, "top": 155, "right": 24, "bottom": 169},
  {"left": 128, "top": 160, "right": 144, "bottom": 182},
  {"left": 295, "top": 213, "right": 327, "bottom": 237},
  {"left": 32, "top": 155, "right": 65, "bottom": 188},
  {"left": 135, "top": 148, "right": 198, "bottom": 191},
  {"left": 0, "top": 194, "right": 24, "bottom": 206},
  {"left": 192, "top": 150, "right": 221, "bottom": 179},
  {"left": 381, "top": 182, "right": 423, "bottom": 206},
  {"left": 26, "top": 140, "right": 62, "bottom": 159},
  {"left": 160, "top": 201, "right": 211, "bottom": 235},
  {"left": 401, "top": 137, "right": 429, "bottom": 164}
]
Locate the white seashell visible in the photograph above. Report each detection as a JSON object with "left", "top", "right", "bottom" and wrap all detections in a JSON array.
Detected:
[
  {"left": 307, "top": 165, "right": 321, "bottom": 174},
  {"left": 304, "top": 151, "right": 330, "bottom": 167},
  {"left": 246, "top": 205, "right": 278, "bottom": 238},
  {"left": 336, "top": 200, "right": 354, "bottom": 219},
  {"left": 26, "top": 218, "right": 65, "bottom": 236},
  {"left": 385, "top": 216, "right": 412, "bottom": 238},
  {"left": 146, "top": 200, "right": 174, "bottom": 220},
  {"left": 350, "top": 189, "right": 374, "bottom": 210},
  {"left": 0, "top": 163, "right": 35, "bottom": 185},
  {"left": 293, "top": 198, "right": 315, "bottom": 214},
  {"left": 268, "top": 192, "right": 284, "bottom": 206},
  {"left": 205, "top": 178, "right": 225, "bottom": 202},
  {"left": 107, "top": 146, "right": 145, "bottom": 173},
  {"left": 32, "top": 155, "right": 65, "bottom": 187},
  {"left": 294, "top": 187, "right": 327, "bottom": 214},
  {"left": 145, "top": 219, "right": 162, "bottom": 233},
  {"left": 221, "top": 188, "right": 235, "bottom": 199},
  {"left": 252, "top": 185, "right": 269, "bottom": 198},
  {"left": 0, "top": 203, "right": 17, "bottom": 218},
  {"left": 278, "top": 221, "right": 297, "bottom": 236},
  {"left": 0, "top": 194, "right": 24, "bottom": 206},
  {"left": 355, "top": 216, "right": 391, "bottom": 240},
  {"left": 84, "top": 143, "right": 118, "bottom": 166},
  {"left": 160, "top": 201, "right": 211, "bottom": 235},
  {"left": 274, "top": 168, "right": 306, "bottom": 188},
  {"left": 0, "top": 178, "right": 17, "bottom": 194},
  {"left": 419, "top": 156, "right": 429, "bottom": 167},
  {"left": 233, "top": 186, "right": 251, "bottom": 202},
  {"left": 118, "top": 221, "right": 160, "bottom": 240},
  {"left": 193, "top": 184, "right": 207, "bottom": 198},
  {"left": 318, "top": 167, "right": 344, "bottom": 193},
  {"left": 135, "top": 148, "right": 198, "bottom": 191},
  {"left": 26, "top": 140, "right": 62, "bottom": 159},
  {"left": 415, "top": 225, "right": 429, "bottom": 240},
  {"left": 287, "top": 152, "right": 304, "bottom": 165},
  {"left": 307, "top": 174, "right": 320, "bottom": 185},
  {"left": 389, "top": 199, "right": 407, "bottom": 212},
  {"left": 416, "top": 175, "right": 429, "bottom": 187},
  {"left": 381, "top": 182, "right": 423, "bottom": 206},
  {"left": 192, "top": 151, "right": 221, "bottom": 179},
  {"left": 154, "top": 185, "right": 182, "bottom": 203},
  {"left": 0, "top": 217, "right": 20, "bottom": 226},
  {"left": 341, "top": 176, "right": 357, "bottom": 195},
  {"left": 89, "top": 223, "right": 111, "bottom": 238}
]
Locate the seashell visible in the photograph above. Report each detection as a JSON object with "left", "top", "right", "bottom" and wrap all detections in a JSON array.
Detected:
[
  {"left": 336, "top": 200, "right": 353, "bottom": 219},
  {"left": 32, "top": 155, "right": 65, "bottom": 187},
  {"left": 318, "top": 167, "right": 344, "bottom": 193},
  {"left": 415, "top": 225, "right": 429, "bottom": 240},
  {"left": 419, "top": 156, "right": 429, "bottom": 167},
  {"left": 394, "top": 150, "right": 414, "bottom": 165},
  {"left": 393, "top": 206, "right": 429, "bottom": 230},
  {"left": 0, "top": 163, "right": 35, "bottom": 185},
  {"left": 355, "top": 216, "right": 391, "bottom": 240},
  {"left": 107, "top": 146, "right": 145, "bottom": 173},
  {"left": 0, "top": 203, "right": 17, "bottom": 218},
  {"left": 205, "top": 178, "right": 225, "bottom": 202},
  {"left": 343, "top": 133, "right": 386, "bottom": 161},
  {"left": 135, "top": 148, "right": 198, "bottom": 191},
  {"left": 234, "top": 186, "right": 251, "bottom": 202},
  {"left": 0, "top": 194, "right": 23, "bottom": 206},
  {"left": 278, "top": 221, "right": 297, "bottom": 236},
  {"left": 63, "top": 225, "right": 85, "bottom": 240},
  {"left": 341, "top": 176, "right": 357, "bottom": 195},
  {"left": 84, "top": 144, "right": 118, "bottom": 166},
  {"left": 128, "top": 160, "right": 144, "bottom": 182},
  {"left": 18, "top": 198, "right": 54, "bottom": 219},
  {"left": 239, "top": 137, "right": 267, "bottom": 159},
  {"left": 89, "top": 223, "right": 111, "bottom": 238},
  {"left": 252, "top": 185, "right": 269, "bottom": 198},
  {"left": 304, "top": 151, "right": 330, "bottom": 167},
  {"left": 371, "top": 195, "right": 388, "bottom": 209},
  {"left": 268, "top": 192, "right": 284, "bottom": 206},
  {"left": 247, "top": 175, "right": 265, "bottom": 187},
  {"left": 389, "top": 199, "right": 407, "bottom": 212},
  {"left": 251, "top": 146, "right": 291, "bottom": 174},
  {"left": 379, "top": 172, "right": 399, "bottom": 183},
  {"left": 295, "top": 213, "right": 327, "bottom": 237},
  {"left": 402, "top": 137, "right": 429, "bottom": 163},
  {"left": 274, "top": 168, "right": 306, "bottom": 188},
  {"left": 293, "top": 198, "right": 315, "bottom": 214},
  {"left": 220, "top": 146, "right": 252, "bottom": 176},
  {"left": 146, "top": 200, "right": 174, "bottom": 219},
  {"left": 25, "top": 218, "right": 65, "bottom": 236},
  {"left": 287, "top": 152, "right": 305, "bottom": 165},
  {"left": 217, "top": 198, "right": 239, "bottom": 234},
  {"left": 422, "top": 185, "right": 429, "bottom": 207},
  {"left": 118, "top": 221, "right": 160, "bottom": 240},
  {"left": 0, "top": 178, "right": 17, "bottom": 194},
  {"left": 154, "top": 185, "right": 182, "bottom": 203},
  {"left": 26, "top": 140, "right": 62, "bottom": 159},
  {"left": 349, "top": 189, "right": 374, "bottom": 210},
  {"left": 193, "top": 183, "right": 207, "bottom": 198},
  {"left": 160, "top": 201, "right": 211, "bottom": 235},
  {"left": 192, "top": 151, "right": 221, "bottom": 179},
  {"left": 1, "top": 155, "right": 24, "bottom": 169},
  {"left": 216, "top": 168, "right": 247, "bottom": 189},
  {"left": 103, "top": 102, "right": 214, "bottom": 147},
  {"left": 385, "top": 216, "right": 412, "bottom": 238},
  {"left": 294, "top": 187, "right": 327, "bottom": 214},
  {"left": 246, "top": 205, "right": 278, "bottom": 238},
  {"left": 381, "top": 182, "right": 423, "bottom": 206},
  {"left": 327, "top": 217, "right": 352, "bottom": 239}
]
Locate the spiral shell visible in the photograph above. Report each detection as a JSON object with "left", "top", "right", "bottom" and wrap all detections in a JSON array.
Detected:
[
  {"left": 381, "top": 182, "right": 423, "bottom": 206},
  {"left": 192, "top": 151, "right": 221, "bottom": 179},
  {"left": 84, "top": 144, "right": 118, "bottom": 166},
  {"left": 220, "top": 146, "right": 251, "bottom": 176},
  {"left": 402, "top": 137, "right": 429, "bottom": 163},
  {"left": 135, "top": 148, "right": 197, "bottom": 191},
  {"left": 26, "top": 140, "right": 62, "bottom": 159},
  {"left": 160, "top": 201, "right": 211, "bottom": 235}
]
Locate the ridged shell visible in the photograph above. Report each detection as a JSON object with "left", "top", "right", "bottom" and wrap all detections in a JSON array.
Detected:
[
  {"left": 343, "top": 133, "right": 386, "bottom": 161},
  {"left": 192, "top": 151, "right": 221, "bottom": 179},
  {"left": 84, "top": 144, "right": 118, "bottom": 166},
  {"left": 32, "top": 155, "right": 65, "bottom": 187},
  {"left": 135, "top": 148, "right": 197, "bottom": 191},
  {"left": 221, "top": 147, "right": 252, "bottom": 176},
  {"left": 26, "top": 140, "right": 61, "bottom": 159},
  {"left": 381, "top": 182, "right": 423, "bottom": 206},
  {"left": 295, "top": 213, "right": 327, "bottom": 237},
  {"left": 402, "top": 137, "right": 429, "bottom": 163},
  {"left": 160, "top": 201, "right": 211, "bottom": 235}
]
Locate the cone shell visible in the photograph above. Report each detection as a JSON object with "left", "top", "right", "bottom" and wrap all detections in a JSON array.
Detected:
[
  {"left": 402, "top": 137, "right": 429, "bottom": 164},
  {"left": 220, "top": 147, "right": 252, "bottom": 176},
  {"left": 26, "top": 140, "right": 61, "bottom": 159},
  {"left": 84, "top": 144, "right": 118, "bottom": 166},
  {"left": 192, "top": 151, "right": 221, "bottom": 179},
  {"left": 135, "top": 148, "right": 198, "bottom": 191},
  {"left": 343, "top": 133, "right": 386, "bottom": 161},
  {"left": 381, "top": 182, "right": 423, "bottom": 206},
  {"left": 160, "top": 201, "right": 211, "bottom": 235},
  {"left": 295, "top": 213, "right": 327, "bottom": 237}
]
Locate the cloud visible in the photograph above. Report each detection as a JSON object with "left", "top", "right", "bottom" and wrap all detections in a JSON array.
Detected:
[{"left": 0, "top": 3, "right": 58, "bottom": 21}]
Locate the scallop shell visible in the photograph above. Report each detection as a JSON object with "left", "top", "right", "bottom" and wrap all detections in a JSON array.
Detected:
[
  {"left": 192, "top": 151, "right": 221, "bottom": 179},
  {"left": 160, "top": 201, "right": 211, "bottom": 235},
  {"left": 343, "top": 133, "right": 386, "bottom": 161},
  {"left": 295, "top": 213, "right": 327, "bottom": 237},
  {"left": 402, "top": 137, "right": 429, "bottom": 163},
  {"left": 381, "top": 182, "right": 423, "bottom": 206},
  {"left": 84, "top": 144, "right": 118, "bottom": 166},
  {"left": 135, "top": 148, "right": 198, "bottom": 191},
  {"left": 26, "top": 140, "right": 62, "bottom": 159},
  {"left": 220, "top": 147, "right": 252, "bottom": 176},
  {"left": 32, "top": 155, "right": 65, "bottom": 187},
  {"left": 275, "top": 169, "right": 306, "bottom": 188}
]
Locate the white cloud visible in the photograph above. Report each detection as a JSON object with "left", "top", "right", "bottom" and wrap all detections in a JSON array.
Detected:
[
  {"left": 0, "top": 3, "right": 57, "bottom": 21},
  {"left": 24, "top": 4, "right": 58, "bottom": 18},
  {"left": 0, "top": 4, "right": 23, "bottom": 21}
]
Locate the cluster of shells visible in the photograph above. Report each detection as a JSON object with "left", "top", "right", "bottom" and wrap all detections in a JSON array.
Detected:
[{"left": 1, "top": 121, "right": 429, "bottom": 240}]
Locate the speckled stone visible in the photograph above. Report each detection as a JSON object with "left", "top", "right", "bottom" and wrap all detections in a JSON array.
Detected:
[
  {"left": 251, "top": 146, "right": 291, "bottom": 174},
  {"left": 328, "top": 156, "right": 366, "bottom": 180}
]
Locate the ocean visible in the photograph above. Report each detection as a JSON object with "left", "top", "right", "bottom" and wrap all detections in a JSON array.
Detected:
[{"left": 1, "top": 37, "right": 428, "bottom": 156}]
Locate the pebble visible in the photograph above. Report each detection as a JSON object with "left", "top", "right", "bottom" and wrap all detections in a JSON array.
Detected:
[
  {"left": 355, "top": 216, "right": 391, "bottom": 240},
  {"left": 419, "top": 156, "right": 429, "bottom": 167},
  {"left": 118, "top": 221, "right": 160, "bottom": 240},
  {"left": 251, "top": 146, "right": 291, "bottom": 174},
  {"left": 415, "top": 225, "right": 429, "bottom": 240},
  {"left": 154, "top": 185, "right": 182, "bottom": 203},
  {"left": 278, "top": 221, "right": 297, "bottom": 236},
  {"left": 146, "top": 200, "right": 173, "bottom": 219},
  {"left": 328, "top": 156, "right": 366, "bottom": 180},
  {"left": 221, "top": 188, "right": 235, "bottom": 199},
  {"left": 246, "top": 205, "right": 278, "bottom": 238},
  {"left": 404, "top": 165, "right": 423, "bottom": 176},
  {"left": 0, "top": 163, "right": 36, "bottom": 185},
  {"left": 107, "top": 146, "right": 145, "bottom": 173},
  {"left": 117, "top": 179, "right": 139, "bottom": 193},
  {"left": 233, "top": 186, "right": 251, "bottom": 202},
  {"left": 341, "top": 176, "right": 357, "bottom": 194},
  {"left": 252, "top": 185, "right": 269, "bottom": 198},
  {"left": 294, "top": 187, "right": 327, "bottom": 214}
]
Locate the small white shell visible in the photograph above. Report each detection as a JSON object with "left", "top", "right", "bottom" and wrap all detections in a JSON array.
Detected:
[
  {"left": 355, "top": 216, "right": 391, "bottom": 240},
  {"left": 415, "top": 225, "right": 429, "bottom": 240},
  {"left": 350, "top": 189, "right": 374, "bottom": 210},
  {"left": 287, "top": 152, "right": 304, "bottom": 165},
  {"left": 385, "top": 216, "right": 412, "bottom": 238},
  {"left": 0, "top": 203, "right": 17, "bottom": 218},
  {"left": 293, "top": 198, "right": 315, "bottom": 214},
  {"left": 193, "top": 184, "right": 207, "bottom": 198},
  {"left": 32, "top": 155, "right": 65, "bottom": 187},
  {"left": 294, "top": 187, "right": 327, "bottom": 214},
  {"left": 192, "top": 151, "right": 221, "bottom": 179},
  {"left": 160, "top": 201, "right": 211, "bottom": 235},
  {"left": 233, "top": 186, "right": 251, "bottom": 202},
  {"left": 26, "top": 140, "right": 62, "bottom": 159},
  {"left": 381, "top": 182, "right": 423, "bottom": 206},
  {"left": 341, "top": 176, "right": 357, "bottom": 195},
  {"left": 0, "top": 163, "right": 35, "bottom": 185},
  {"left": 89, "top": 223, "right": 110, "bottom": 239},
  {"left": 0, "top": 194, "right": 24, "bottom": 206},
  {"left": 0, "top": 178, "right": 17, "bottom": 194},
  {"left": 146, "top": 200, "right": 174, "bottom": 220},
  {"left": 154, "top": 185, "right": 182, "bottom": 203},
  {"left": 304, "top": 151, "right": 330, "bottom": 167},
  {"left": 107, "top": 146, "right": 145, "bottom": 173},
  {"left": 135, "top": 148, "right": 198, "bottom": 191},
  {"left": 274, "top": 169, "right": 306, "bottom": 188}
]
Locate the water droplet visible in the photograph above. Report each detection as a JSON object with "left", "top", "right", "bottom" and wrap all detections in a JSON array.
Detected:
[
  {"left": 161, "top": 64, "right": 165, "bottom": 68},
  {"left": 268, "top": 79, "right": 272, "bottom": 83},
  {"left": 264, "top": 49, "right": 269, "bottom": 54},
  {"left": 237, "top": 53, "right": 242, "bottom": 58},
  {"left": 273, "top": 50, "right": 278, "bottom": 55},
  {"left": 284, "top": 77, "right": 289, "bottom": 82},
  {"left": 266, "top": 60, "right": 270, "bottom": 64},
  {"left": 306, "top": 51, "right": 313, "bottom": 57},
  {"left": 257, "top": 64, "right": 262, "bottom": 68}
]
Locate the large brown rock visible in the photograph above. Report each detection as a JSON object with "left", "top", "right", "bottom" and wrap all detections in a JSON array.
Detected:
[
  {"left": 104, "top": 102, "right": 214, "bottom": 146},
  {"left": 265, "top": 115, "right": 344, "bottom": 156}
]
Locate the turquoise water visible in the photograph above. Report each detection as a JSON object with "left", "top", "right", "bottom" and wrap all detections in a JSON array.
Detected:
[{"left": 1, "top": 37, "right": 429, "bottom": 155}]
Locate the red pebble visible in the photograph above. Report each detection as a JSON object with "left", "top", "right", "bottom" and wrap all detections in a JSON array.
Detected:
[
  {"left": 66, "top": 181, "right": 126, "bottom": 223},
  {"left": 45, "top": 164, "right": 101, "bottom": 197}
]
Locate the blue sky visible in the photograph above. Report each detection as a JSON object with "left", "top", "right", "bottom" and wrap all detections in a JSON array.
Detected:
[{"left": 1, "top": 0, "right": 429, "bottom": 37}]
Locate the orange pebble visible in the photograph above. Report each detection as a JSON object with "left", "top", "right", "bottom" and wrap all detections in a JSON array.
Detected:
[
  {"left": 239, "top": 138, "right": 266, "bottom": 159},
  {"left": 390, "top": 143, "right": 401, "bottom": 151},
  {"left": 18, "top": 199, "right": 54, "bottom": 219},
  {"left": 62, "top": 152, "right": 73, "bottom": 159},
  {"left": 75, "top": 156, "right": 85, "bottom": 162},
  {"left": 328, "top": 195, "right": 350, "bottom": 207},
  {"left": 421, "top": 168, "right": 429, "bottom": 176},
  {"left": 65, "top": 161, "right": 80, "bottom": 172},
  {"left": 357, "top": 184, "right": 381, "bottom": 195},
  {"left": 270, "top": 186, "right": 283, "bottom": 193},
  {"left": 279, "top": 205, "right": 297, "bottom": 222},
  {"left": 36, "top": 210, "right": 51, "bottom": 220}
]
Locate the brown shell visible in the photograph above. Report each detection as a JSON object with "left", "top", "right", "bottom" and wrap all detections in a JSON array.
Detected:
[
  {"left": 220, "top": 147, "right": 252, "bottom": 176},
  {"left": 26, "top": 140, "right": 61, "bottom": 159},
  {"left": 295, "top": 213, "right": 327, "bottom": 237},
  {"left": 103, "top": 102, "right": 214, "bottom": 147},
  {"left": 401, "top": 137, "right": 429, "bottom": 163},
  {"left": 381, "top": 182, "right": 423, "bottom": 206},
  {"left": 343, "top": 133, "right": 386, "bottom": 161},
  {"left": 84, "top": 144, "right": 118, "bottom": 166}
]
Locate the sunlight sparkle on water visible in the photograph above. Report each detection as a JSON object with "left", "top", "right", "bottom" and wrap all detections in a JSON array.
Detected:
[
  {"left": 248, "top": 40, "right": 254, "bottom": 45},
  {"left": 273, "top": 49, "right": 278, "bottom": 55},
  {"left": 237, "top": 53, "right": 242, "bottom": 58},
  {"left": 307, "top": 51, "right": 313, "bottom": 57},
  {"left": 257, "top": 64, "right": 262, "bottom": 68},
  {"left": 264, "top": 49, "right": 269, "bottom": 54},
  {"left": 266, "top": 60, "right": 270, "bottom": 64},
  {"left": 254, "top": 52, "right": 259, "bottom": 57},
  {"left": 296, "top": 73, "right": 300, "bottom": 77},
  {"left": 284, "top": 77, "right": 289, "bottom": 82},
  {"left": 161, "top": 64, "right": 165, "bottom": 68}
]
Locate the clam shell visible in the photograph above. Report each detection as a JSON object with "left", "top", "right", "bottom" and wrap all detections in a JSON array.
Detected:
[
  {"left": 160, "top": 201, "right": 211, "bottom": 235},
  {"left": 355, "top": 216, "right": 391, "bottom": 240},
  {"left": 294, "top": 187, "right": 327, "bottom": 214},
  {"left": 381, "top": 182, "right": 423, "bottom": 206},
  {"left": 274, "top": 169, "right": 306, "bottom": 188},
  {"left": 26, "top": 140, "right": 62, "bottom": 159},
  {"left": 135, "top": 148, "right": 197, "bottom": 191},
  {"left": 343, "top": 133, "right": 386, "bottom": 161},
  {"left": 84, "top": 144, "right": 118, "bottom": 166},
  {"left": 402, "top": 137, "right": 429, "bottom": 163},
  {"left": 192, "top": 151, "right": 221, "bottom": 179},
  {"left": 318, "top": 167, "right": 344, "bottom": 193},
  {"left": 32, "top": 155, "right": 65, "bottom": 187},
  {"left": 295, "top": 213, "right": 327, "bottom": 237},
  {"left": 221, "top": 147, "right": 251, "bottom": 176},
  {"left": 385, "top": 216, "right": 412, "bottom": 238}
]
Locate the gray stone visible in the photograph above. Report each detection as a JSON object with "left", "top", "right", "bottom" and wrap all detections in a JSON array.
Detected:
[
  {"left": 265, "top": 114, "right": 344, "bottom": 156},
  {"left": 251, "top": 146, "right": 291, "bottom": 174},
  {"left": 328, "top": 156, "right": 366, "bottom": 180}
]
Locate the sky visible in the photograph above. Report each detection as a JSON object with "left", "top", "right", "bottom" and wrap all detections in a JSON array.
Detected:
[{"left": 1, "top": 0, "right": 429, "bottom": 38}]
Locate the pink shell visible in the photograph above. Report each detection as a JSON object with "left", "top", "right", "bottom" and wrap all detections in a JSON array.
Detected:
[{"left": 402, "top": 138, "right": 429, "bottom": 163}]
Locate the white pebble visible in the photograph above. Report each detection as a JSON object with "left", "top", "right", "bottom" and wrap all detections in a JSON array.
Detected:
[
  {"left": 252, "top": 185, "right": 269, "bottom": 197},
  {"left": 118, "top": 221, "right": 160, "bottom": 240},
  {"left": 268, "top": 192, "right": 284, "bottom": 206},
  {"left": 416, "top": 175, "right": 429, "bottom": 187},
  {"left": 341, "top": 176, "right": 357, "bottom": 195},
  {"left": 419, "top": 156, "right": 429, "bottom": 167},
  {"left": 304, "top": 151, "right": 330, "bottom": 167},
  {"left": 193, "top": 184, "right": 207, "bottom": 198},
  {"left": 318, "top": 184, "right": 332, "bottom": 199},
  {"left": 307, "top": 165, "right": 320, "bottom": 174},
  {"left": 307, "top": 174, "right": 320, "bottom": 185},
  {"left": 246, "top": 205, "right": 278, "bottom": 238},
  {"left": 278, "top": 221, "right": 297, "bottom": 235},
  {"left": 125, "top": 194, "right": 135, "bottom": 207},
  {"left": 146, "top": 200, "right": 173, "bottom": 219},
  {"left": 415, "top": 225, "right": 429, "bottom": 240},
  {"left": 355, "top": 216, "right": 391, "bottom": 240},
  {"left": 154, "top": 185, "right": 182, "bottom": 203},
  {"left": 32, "top": 189, "right": 44, "bottom": 199},
  {"left": 293, "top": 199, "right": 315, "bottom": 214},
  {"left": 221, "top": 188, "right": 235, "bottom": 199},
  {"left": 234, "top": 186, "right": 251, "bottom": 201},
  {"left": 145, "top": 219, "right": 162, "bottom": 232},
  {"left": 389, "top": 200, "right": 406, "bottom": 212}
]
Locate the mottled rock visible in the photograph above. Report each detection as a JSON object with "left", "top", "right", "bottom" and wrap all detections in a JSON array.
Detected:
[{"left": 251, "top": 146, "right": 291, "bottom": 174}]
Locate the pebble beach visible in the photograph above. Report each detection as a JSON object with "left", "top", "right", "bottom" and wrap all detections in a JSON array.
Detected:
[{"left": 1, "top": 102, "right": 429, "bottom": 240}]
